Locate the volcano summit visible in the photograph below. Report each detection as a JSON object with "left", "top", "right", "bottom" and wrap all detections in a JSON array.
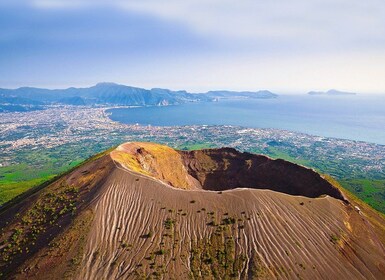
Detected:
[{"left": 0, "top": 142, "right": 384, "bottom": 279}]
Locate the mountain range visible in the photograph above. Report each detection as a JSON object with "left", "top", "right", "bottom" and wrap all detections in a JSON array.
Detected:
[
  {"left": 0, "top": 142, "right": 384, "bottom": 279},
  {"left": 0, "top": 83, "right": 278, "bottom": 112}
]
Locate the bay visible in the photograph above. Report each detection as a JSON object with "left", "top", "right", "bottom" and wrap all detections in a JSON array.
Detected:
[{"left": 107, "top": 95, "right": 385, "bottom": 145}]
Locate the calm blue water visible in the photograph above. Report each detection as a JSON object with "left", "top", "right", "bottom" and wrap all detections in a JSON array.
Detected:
[{"left": 107, "top": 95, "right": 385, "bottom": 145}]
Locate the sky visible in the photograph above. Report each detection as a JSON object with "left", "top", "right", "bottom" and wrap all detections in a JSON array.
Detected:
[{"left": 1, "top": 0, "right": 385, "bottom": 94}]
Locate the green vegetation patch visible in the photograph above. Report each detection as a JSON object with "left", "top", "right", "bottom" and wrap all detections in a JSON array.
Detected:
[
  {"left": 177, "top": 142, "right": 216, "bottom": 151},
  {"left": 0, "top": 183, "right": 79, "bottom": 267},
  {"left": 190, "top": 217, "right": 249, "bottom": 278},
  {"left": 0, "top": 160, "right": 81, "bottom": 206},
  {"left": 340, "top": 179, "right": 385, "bottom": 213}
]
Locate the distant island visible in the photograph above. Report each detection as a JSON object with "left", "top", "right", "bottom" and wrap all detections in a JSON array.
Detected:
[
  {"left": 0, "top": 83, "right": 278, "bottom": 112},
  {"left": 307, "top": 89, "right": 357, "bottom": 96}
]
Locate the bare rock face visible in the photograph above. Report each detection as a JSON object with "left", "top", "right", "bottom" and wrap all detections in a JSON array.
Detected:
[
  {"left": 180, "top": 148, "right": 347, "bottom": 201},
  {"left": 0, "top": 142, "right": 384, "bottom": 280}
]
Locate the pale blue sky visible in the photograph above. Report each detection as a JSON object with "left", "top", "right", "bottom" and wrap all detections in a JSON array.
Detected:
[{"left": 1, "top": 0, "right": 385, "bottom": 93}]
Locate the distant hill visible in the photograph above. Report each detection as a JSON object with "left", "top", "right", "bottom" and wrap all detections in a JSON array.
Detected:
[
  {"left": 0, "top": 83, "right": 279, "bottom": 111},
  {"left": 206, "top": 89, "right": 278, "bottom": 99},
  {"left": 308, "top": 89, "right": 357, "bottom": 96},
  {"left": 0, "top": 83, "right": 210, "bottom": 107},
  {"left": 1, "top": 142, "right": 384, "bottom": 279}
]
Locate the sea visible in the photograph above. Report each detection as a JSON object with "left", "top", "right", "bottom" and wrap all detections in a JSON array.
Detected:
[{"left": 107, "top": 95, "right": 385, "bottom": 145}]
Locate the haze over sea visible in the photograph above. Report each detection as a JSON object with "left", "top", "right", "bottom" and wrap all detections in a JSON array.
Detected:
[{"left": 108, "top": 95, "right": 385, "bottom": 145}]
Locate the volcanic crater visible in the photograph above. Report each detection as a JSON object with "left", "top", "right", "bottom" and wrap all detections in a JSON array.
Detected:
[
  {"left": 112, "top": 143, "right": 346, "bottom": 200},
  {"left": 0, "top": 142, "right": 384, "bottom": 280}
]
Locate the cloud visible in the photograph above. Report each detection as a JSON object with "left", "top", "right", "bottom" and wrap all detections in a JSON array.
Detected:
[
  {"left": 0, "top": 4, "right": 214, "bottom": 55},
  {"left": 25, "top": 0, "right": 385, "bottom": 49},
  {"left": 4, "top": 1, "right": 383, "bottom": 56},
  {"left": 1, "top": 0, "right": 385, "bottom": 92}
]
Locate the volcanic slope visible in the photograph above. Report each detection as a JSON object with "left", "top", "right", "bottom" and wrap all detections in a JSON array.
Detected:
[{"left": 0, "top": 142, "right": 385, "bottom": 280}]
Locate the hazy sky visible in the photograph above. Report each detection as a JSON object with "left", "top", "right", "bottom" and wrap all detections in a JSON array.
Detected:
[{"left": 1, "top": 0, "right": 385, "bottom": 93}]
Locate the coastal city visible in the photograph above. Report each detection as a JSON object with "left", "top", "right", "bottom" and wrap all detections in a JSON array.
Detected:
[{"left": 1, "top": 105, "right": 384, "bottom": 179}]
